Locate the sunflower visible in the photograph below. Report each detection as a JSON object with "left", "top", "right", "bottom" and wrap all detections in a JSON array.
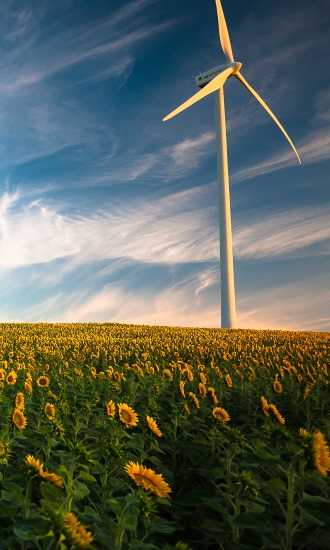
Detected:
[
  {"left": 188, "top": 392, "right": 200, "bottom": 409},
  {"left": 124, "top": 461, "right": 171, "bottom": 498},
  {"left": 199, "top": 372, "right": 207, "bottom": 384},
  {"left": 273, "top": 380, "right": 283, "bottom": 393},
  {"left": 12, "top": 409, "right": 27, "bottom": 429},
  {"left": 41, "top": 471, "right": 63, "bottom": 487},
  {"left": 198, "top": 383, "right": 207, "bottom": 398},
  {"left": 25, "top": 454, "right": 44, "bottom": 475},
  {"left": 36, "top": 376, "right": 50, "bottom": 387},
  {"left": 260, "top": 396, "right": 269, "bottom": 416},
  {"left": 24, "top": 381, "right": 32, "bottom": 392},
  {"left": 64, "top": 512, "right": 94, "bottom": 548},
  {"left": 300, "top": 429, "right": 330, "bottom": 476},
  {"left": 118, "top": 403, "right": 139, "bottom": 427},
  {"left": 225, "top": 374, "right": 232, "bottom": 387},
  {"left": 44, "top": 403, "right": 55, "bottom": 420},
  {"left": 179, "top": 381, "right": 186, "bottom": 398},
  {"left": 268, "top": 404, "right": 285, "bottom": 424},
  {"left": 0, "top": 368, "right": 6, "bottom": 380},
  {"left": 213, "top": 407, "right": 230, "bottom": 422},
  {"left": 208, "top": 387, "right": 218, "bottom": 404},
  {"left": 303, "top": 386, "right": 311, "bottom": 399},
  {"left": 162, "top": 369, "right": 173, "bottom": 381},
  {"left": 105, "top": 400, "right": 116, "bottom": 416},
  {"left": 0, "top": 441, "right": 11, "bottom": 465},
  {"left": 6, "top": 370, "right": 17, "bottom": 385},
  {"left": 15, "top": 392, "right": 25, "bottom": 410},
  {"left": 146, "top": 416, "right": 162, "bottom": 437}
]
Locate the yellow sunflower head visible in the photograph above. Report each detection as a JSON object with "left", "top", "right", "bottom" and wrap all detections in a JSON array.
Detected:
[
  {"left": 37, "top": 376, "right": 50, "bottom": 387},
  {"left": 300, "top": 429, "right": 330, "bottom": 476},
  {"left": 118, "top": 403, "right": 139, "bottom": 427},
  {"left": 124, "top": 461, "right": 171, "bottom": 498},
  {"left": 268, "top": 404, "right": 285, "bottom": 424},
  {"left": 0, "top": 441, "right": 11, "bottom": 464},
  {"left": 105, "top": 400, "right": 116, "bottom": 417},
  {"left": 0, "top": 368, "right": 6, "bottom": 381},
  {"left": 44, "top": 403, "right": 55, "bottom": 419},
  {"left": 225, "top": 374, "right": 232, "bottom": 387},
  {"left": 260, "top": 396, "right": 269, "bottom": 416},
  {"left": 12, "top": 409, "right": 27, "bottom": 429},
  {"left": 41, "top": 471, "right": 64, "bottom": 487},
  {"left": 188, "top": 392, "right": 200, "bottom": 409},
  {"left": 6, "top": 370, "right": 17, "bottom": 385},
  {"left": 273, "top": 380, "right": 283, "bottom": 393},
  {"left": 25, "top": 454, "right": 44, "bottom": 475},
  {"left": 24, "top": 381, "right": 33, "bottom": 392},
  {"left": 213, "top": 407, "right": 230, "bottom": 423},
  {"left": 146, "top": 416, "right": 162, "bottom": 437},
  {"left": 15, "top": 392, "right": 25, "bottom": 410},
  {"left": 162, "top": 369, "right": 173, "bottom": 381},
  {"left": 64, "top": 512, "right": 94, "bottom": 548},
  {"left": 179, "top": 381, "right": 185, "bottom": 398}
]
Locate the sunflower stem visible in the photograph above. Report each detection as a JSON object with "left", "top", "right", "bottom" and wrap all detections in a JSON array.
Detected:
[
  {"left": 65, "top": 456, "right": 76, "bottom": 513},
  {"left": 23, "top": 477, "right": 34, "bottom": 519},
  {"left": 285, "top": 461, "right": 296, "bottom": 550}
]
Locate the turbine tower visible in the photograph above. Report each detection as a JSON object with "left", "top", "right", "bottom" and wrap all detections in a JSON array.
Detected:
[{"left": 163, "top": 0, "right": 301, "bottom": 328}]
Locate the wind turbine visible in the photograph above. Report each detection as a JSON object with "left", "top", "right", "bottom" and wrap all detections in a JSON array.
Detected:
[{"left": 163, "top": 0, "right": 301, "bottom": 329}]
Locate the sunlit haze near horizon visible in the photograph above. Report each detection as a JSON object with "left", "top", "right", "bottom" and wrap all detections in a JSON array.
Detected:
[{"left": 0, "top": 0, "right": 329, "bottom": 331}]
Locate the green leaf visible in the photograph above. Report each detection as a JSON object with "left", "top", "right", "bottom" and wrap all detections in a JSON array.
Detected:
[
  {"left": 301, "top": 493, "right": 329, "bottom": 504},
  {"left": 40, "top": 482, "right": 64, "bottom": 502},
  {"left": 200, "top": 497, "right": 228, "bottom": 515},
  {"left": 266, "top": 478, "right": 286, "bottom": 492},
  {"left": 253, "top": 450, "right": 282, "bottom": 465},
  {"left": 78, "top": 471, "right": 97, "bottom": 483},
  {"left": 72, "top": 479, "right": 90, "bottom": 500},
  {"left": 147, "top": 520, "right": 179, "bottom": 534},
  {"left": 232, "top": 512, "right": 272, "bottom": 532},
  {"left": 298, "top": 505, "right": 324, "bottom": 527}
]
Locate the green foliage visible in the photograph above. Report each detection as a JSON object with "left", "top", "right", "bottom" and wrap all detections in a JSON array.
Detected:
[{"left": 0, "top": 322, "right": 329, "bottom": 549}]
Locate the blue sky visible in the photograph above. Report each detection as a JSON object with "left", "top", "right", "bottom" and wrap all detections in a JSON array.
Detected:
[{"left": 0, "top": 0, "right": 329, "bottom": 330}]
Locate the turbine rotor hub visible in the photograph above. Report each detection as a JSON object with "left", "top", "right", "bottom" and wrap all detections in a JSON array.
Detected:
[{"left": 229, "top": 62, "right": 242, "bottom": 74}]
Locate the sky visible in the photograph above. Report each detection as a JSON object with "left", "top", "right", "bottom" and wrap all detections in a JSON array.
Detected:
[{"left": 0, "top": 0, "right": 329, "bottom": 331}]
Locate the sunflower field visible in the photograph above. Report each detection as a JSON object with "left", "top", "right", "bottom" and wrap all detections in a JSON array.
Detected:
[{"left": 0, "top": 322, "right": 329, "bottom": 550}]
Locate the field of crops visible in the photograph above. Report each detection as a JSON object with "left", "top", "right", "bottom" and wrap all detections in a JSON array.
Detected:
[{"left": 0, "top": 323, "right": 329, "bottom": 550}]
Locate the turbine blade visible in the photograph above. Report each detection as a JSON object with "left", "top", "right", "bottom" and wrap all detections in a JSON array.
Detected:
[
  {"left": 163, "top": 66, "right": 233, "bottom": 121},
  {"left": 235, "top": 71, "right": 301, "bottom": 164},
  {"left": 215, "top": 0, "right": 234, "bottom": 63}
]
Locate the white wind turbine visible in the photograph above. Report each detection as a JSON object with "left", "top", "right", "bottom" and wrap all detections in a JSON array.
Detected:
[{"left": 163, "top": 0, "right": 301, "bottom": 329}]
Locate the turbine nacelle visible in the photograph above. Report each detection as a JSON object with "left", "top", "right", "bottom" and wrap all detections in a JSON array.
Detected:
[{"left": 195, "top": 61, "right": 242, "bottom": 88}]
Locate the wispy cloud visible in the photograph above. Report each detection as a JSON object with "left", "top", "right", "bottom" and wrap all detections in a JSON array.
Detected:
[
  {"left": 0, "top": 0, "right": 174, "bottom": 172},
  {"left": 0, "top": 0, "right": 167, "bottom": 94},
  {"left": 104, "top": 131, "right": 216, "bottom": 183},
  {"left": 231, "top": 125, "right": 330, "bottom": 183},
  {"left": 0, "top": 188, "right": 328, "bottom": 280},
  {"left": 234, "top": 205, "right": 330, "bottom": 259},
  {"left": 17, "top": 263, "right": 330, "bottom": 331}
]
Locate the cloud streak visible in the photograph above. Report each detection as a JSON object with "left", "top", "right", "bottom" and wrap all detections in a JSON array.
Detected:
[{"left": 0, "top": 188, "right": 328, "bottom": 279}]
